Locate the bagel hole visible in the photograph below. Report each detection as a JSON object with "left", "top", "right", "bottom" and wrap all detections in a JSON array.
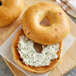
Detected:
[
  {"left": 34, "top": 43, "right": 46, "bottom": 53},
  {"left": 40, "top": 18, "right": 50, "bottom": 27},
  {"left": 0, "top": 2, "right": 2, "bottom": 6}
]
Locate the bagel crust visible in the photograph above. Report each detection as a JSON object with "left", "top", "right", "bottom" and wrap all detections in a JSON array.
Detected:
[
  {"left": 0, "top": 0, "right": 23, "bottom": 27},
  {"left": 12, "top": 29, "right": 62, "bottom": 73},
  {"left": 22, "top": 2, "right": 70, "bottom": 45}
]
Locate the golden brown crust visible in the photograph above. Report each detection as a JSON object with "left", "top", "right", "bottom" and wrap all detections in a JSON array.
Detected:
[
  {"left": 12, "top": 29, "right": 62, "bottom": 73},
  {"left": 22, "top": 2, "right": 70, "bottom": 45},
  {"left": 0, "top": 0, "right": 23, "bottom": 27}
]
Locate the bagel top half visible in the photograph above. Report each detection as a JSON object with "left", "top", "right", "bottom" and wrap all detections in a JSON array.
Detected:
[{"left": 22, "top": 2, "right": 70, "bottom": 45}]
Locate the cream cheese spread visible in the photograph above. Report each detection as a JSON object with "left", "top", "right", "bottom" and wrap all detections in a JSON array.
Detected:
[{"left": 18, "top": 35, "right": 59, "bottom": 67}]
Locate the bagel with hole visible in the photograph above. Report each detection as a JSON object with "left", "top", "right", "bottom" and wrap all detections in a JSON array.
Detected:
[
  {"left": 12, "top": 29, "right": 62, "bottom": 73},
  {"left": 22, "top": 2, "right": 70, "bottom": 45},
  {"left": 12, "top": 2, "right": 70, "bottom": 73},
  {"left": 0, "top": 0, "right": 23, "bottom": 27}
]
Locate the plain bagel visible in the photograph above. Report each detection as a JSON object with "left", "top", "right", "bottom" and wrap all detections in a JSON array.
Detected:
[
  {"left": 22, "top": 2, "right": 70, "bottom": 45},
  {"left": 0, "top": 0, "right": 23, "bottom": 27}
]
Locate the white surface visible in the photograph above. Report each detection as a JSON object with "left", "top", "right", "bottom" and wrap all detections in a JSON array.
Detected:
[
  {"left": 63, "top": 0, "right": 76, "bottom": 12},
  {"left": 0, "top": 25, "right": 75, "bottom": 76},
  {"left": 56, "top": 0, "right": 76, "bottom": 18}
]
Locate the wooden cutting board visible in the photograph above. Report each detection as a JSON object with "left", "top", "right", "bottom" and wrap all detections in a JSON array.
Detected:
[{"left": 0, "top": 0, "right": 76, "bottom": 76}]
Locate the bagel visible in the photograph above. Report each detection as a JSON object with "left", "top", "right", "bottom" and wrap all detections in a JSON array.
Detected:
[
  {"left": 0, "top": 0, "right": 23, "bottom": 27},
  {"left": 12, "top": 29, "right": 62, "bottom": 73},
  {"left": 22, "top": 2, "right": 70, "bottom": 45}
]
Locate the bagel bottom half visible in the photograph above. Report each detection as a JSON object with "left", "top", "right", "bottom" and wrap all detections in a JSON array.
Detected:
[{"left": 12, "top": 29, "right": 62, "bottom": 73}]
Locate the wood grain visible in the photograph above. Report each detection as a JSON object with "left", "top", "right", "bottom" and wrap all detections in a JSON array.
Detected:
[{"left": 0, "top": 0, "right": 76, "bottom": 76}]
